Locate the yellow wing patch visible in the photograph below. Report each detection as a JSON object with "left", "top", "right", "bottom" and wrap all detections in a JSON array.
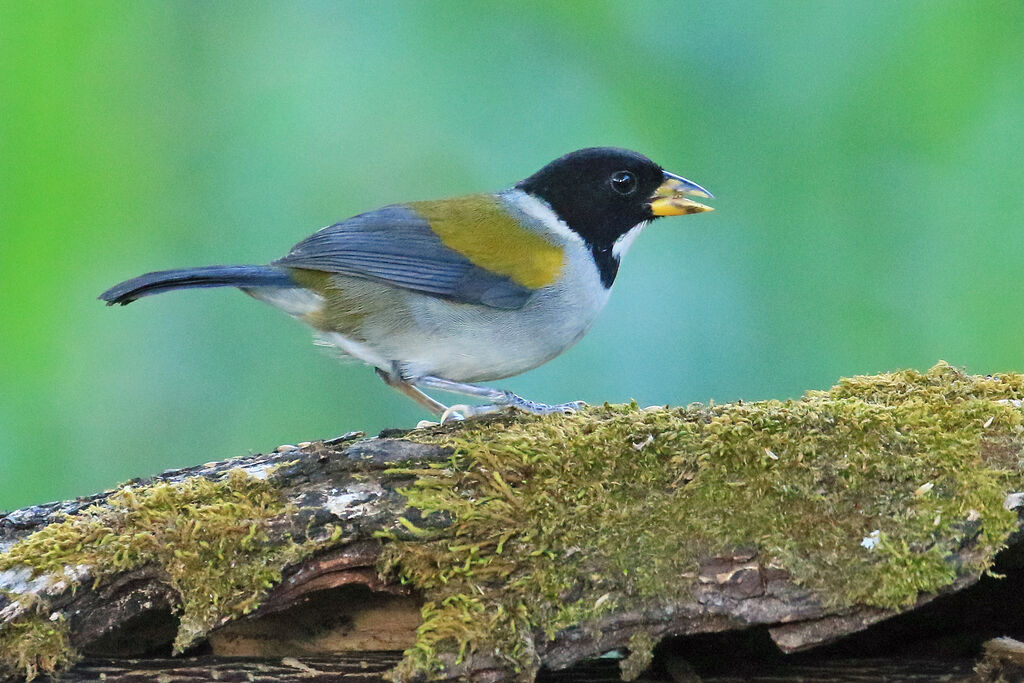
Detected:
[{"left": 410, "top": 195, "right": 565, "bottom": 289}]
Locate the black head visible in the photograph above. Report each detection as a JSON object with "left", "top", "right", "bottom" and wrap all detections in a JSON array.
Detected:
[
  {"left": 517, "top": 147, "right": 665, "bottom": 249},
  {"left": 517, "top": 147, "right": 712, "bottom": 286}
]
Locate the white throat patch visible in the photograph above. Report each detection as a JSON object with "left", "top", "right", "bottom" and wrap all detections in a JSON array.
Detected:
[{"left": 612, "top": 222, "right": 648, "bottom": 259}]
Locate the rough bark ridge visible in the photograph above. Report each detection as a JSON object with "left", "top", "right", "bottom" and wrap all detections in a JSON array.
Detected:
[{"left": 2, "top": 363, "right": 1024, "bottom": 682}]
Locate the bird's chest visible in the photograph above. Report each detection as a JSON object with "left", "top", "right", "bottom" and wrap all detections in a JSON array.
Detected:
[{"left": 397, "top": 246, "right": 611, "bottom": 382}]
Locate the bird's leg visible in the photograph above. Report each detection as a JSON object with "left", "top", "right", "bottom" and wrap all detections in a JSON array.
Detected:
[
  {"left": 375, "top": 366, "right": 451, "bottom": 417},
  {"left": 415, "top": 376, "right": 586, "bottom": 417}
]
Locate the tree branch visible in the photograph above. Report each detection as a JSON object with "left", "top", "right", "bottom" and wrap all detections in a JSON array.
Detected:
[{"left": 2, "top": 364, "right": 1023, "bottom": 681}]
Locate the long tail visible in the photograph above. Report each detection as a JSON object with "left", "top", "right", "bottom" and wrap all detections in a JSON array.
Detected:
[{"left": 99, "top": 265, "right": 297, "bottom": 306}]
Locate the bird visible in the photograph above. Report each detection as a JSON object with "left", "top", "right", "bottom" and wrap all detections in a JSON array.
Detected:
[{"left": 100, "top": 147, "right": 713, "bottom": 420}]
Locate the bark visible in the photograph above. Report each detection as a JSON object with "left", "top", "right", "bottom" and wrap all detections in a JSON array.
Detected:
[
  {"left": 3, "top": 366, "right": 1024, "bottom": 681},
  {"left": 0, "top": 431, "right": 1016, "bottom": 680},
  {"left": 58, "top": 654, "right": 978, "bottom": 682}
]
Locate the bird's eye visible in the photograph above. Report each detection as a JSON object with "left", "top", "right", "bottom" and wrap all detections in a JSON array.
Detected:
[{"left": 610, "top": 170, "right": 637, "bottom": 195}]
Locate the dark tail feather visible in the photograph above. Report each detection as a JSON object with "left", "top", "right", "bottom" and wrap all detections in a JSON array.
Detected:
[{"left": 99, "top": 265, "right": 297, "bottom": 305}]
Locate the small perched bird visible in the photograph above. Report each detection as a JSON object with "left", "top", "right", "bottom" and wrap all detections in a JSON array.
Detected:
[{"left": 101, "top": 148, "right": 712, "bottom": 419}]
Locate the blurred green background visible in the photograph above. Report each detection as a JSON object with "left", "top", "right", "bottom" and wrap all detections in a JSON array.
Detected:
[{"left": 2, "top": 1, "right": 1023, "bottom": 510}]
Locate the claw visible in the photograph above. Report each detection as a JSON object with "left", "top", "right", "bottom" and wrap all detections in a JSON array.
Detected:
[{"left": 440, "top": 405, "right": 471, "bottom": 423}]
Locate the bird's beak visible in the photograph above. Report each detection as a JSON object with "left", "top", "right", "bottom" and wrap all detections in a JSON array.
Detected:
[{"left": 648, "top": 171, "right": 714, "bottom": 216}]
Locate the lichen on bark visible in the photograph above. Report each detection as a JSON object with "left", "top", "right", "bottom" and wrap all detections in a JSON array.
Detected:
[
  {"left": 1, "top": 363, "right": 1023, "bottom": 682},
  {"left": 0, "top": 469, "right": 310, "bottom": 679},
  {"left": 379, "top": 363, "right": 1024, "bottom": 679}
]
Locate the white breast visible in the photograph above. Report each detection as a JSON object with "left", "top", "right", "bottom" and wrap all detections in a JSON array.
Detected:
[{"left": 376, "top": 190, "right": 613, "bottom": 382}]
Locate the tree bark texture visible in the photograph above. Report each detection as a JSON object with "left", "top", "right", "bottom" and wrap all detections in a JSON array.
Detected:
[{"left": 2, "top": 364, "right": 1024, "bottom": 681}]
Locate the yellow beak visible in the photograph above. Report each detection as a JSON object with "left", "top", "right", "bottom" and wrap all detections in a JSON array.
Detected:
[{"left": 648, "top": 171, "right": 714, "bottom": 216}]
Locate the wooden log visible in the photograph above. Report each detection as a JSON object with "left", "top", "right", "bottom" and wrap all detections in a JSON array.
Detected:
[{"left": 2, "top": 364, "right": 1024, "bottom": 682}]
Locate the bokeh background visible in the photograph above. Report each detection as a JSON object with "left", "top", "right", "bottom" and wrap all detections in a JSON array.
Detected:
[{"left": 3, "top": 1, "right": 1023, "bottom": 509}]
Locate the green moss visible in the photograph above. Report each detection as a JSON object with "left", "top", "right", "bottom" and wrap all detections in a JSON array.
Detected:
[
  {"left": 620, "top": 631, "right": 656, "bottom": 681},
  {"left": 0, "top": 611, "right": 74, "bottom": 681},
  {"left": 3, "top": 363, "right": 1022, "bottom": 681},
  {"left": 380, "top": 363, "right": 1024, "bottom": 678},
  {"left": 0, "top": 469, "right": 308, "bottom": 675}
]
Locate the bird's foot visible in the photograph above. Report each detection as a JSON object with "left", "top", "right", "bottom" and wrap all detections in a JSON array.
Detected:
[
  {"left": 502, "top": 397, "right": 587, "bottom": 415},
  {"left": 435, "top": 398, "right": 585, "bottom": 424},
  {"left": 412, "top": 376, "right": 586, "bottom": 422},
  {"left": 450, "top": 398, "right": 587, "bottom": 419}
]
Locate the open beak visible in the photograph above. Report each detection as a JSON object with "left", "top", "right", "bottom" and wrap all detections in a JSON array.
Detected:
[{"left": 648, "top": 171, "right": 714, "bottom": 216}]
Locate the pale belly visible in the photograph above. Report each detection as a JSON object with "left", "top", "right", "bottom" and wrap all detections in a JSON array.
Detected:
[
  {"left": 298, "top": 251, "right": 612, "bottom": 383},
  {"left": 382, "top": 282, "right": 608, "bottom": 382},
  {"left": 253, "top": 276, "right": 609, "bottom": 383}
]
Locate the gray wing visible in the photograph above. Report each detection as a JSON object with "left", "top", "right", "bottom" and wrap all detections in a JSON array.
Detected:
[{"left": 272, "top": 205, "right": 533, "bottom": 310}]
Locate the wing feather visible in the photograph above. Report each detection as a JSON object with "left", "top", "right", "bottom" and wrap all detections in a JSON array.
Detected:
[{"left": 273, "top": 204, "right": 534, "bottom": 309}]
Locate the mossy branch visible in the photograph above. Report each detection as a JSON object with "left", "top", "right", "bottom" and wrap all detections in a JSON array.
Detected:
[{"left": 2, "top": 363, "right": 1024, "bottom": 682}]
